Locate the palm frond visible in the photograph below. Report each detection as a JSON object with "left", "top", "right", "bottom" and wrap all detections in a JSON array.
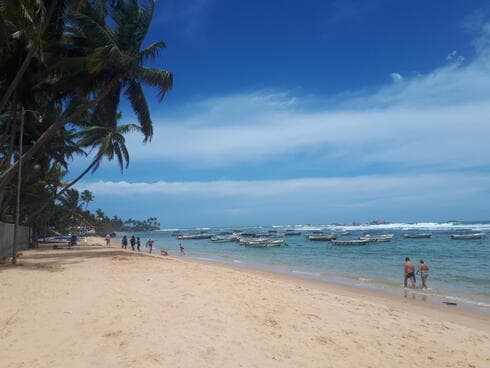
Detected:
[
  {"left": 124, "top": 80, "right": 152, "bottom": 140},
  {"left": 138, "top": 41, "right": 165, "bottom": 63},
  {"left": 135, "top": 66, "right": 172, "bottom": 101}
]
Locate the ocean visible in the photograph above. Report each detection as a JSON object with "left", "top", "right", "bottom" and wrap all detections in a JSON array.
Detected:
[{"left": 116, "top": 221, "right": 490, "bottom": 313}]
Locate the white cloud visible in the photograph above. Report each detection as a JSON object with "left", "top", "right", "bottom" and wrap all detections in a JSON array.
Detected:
[
  {"left": 80, "top": 172, "right": 490, "bottom": 224},
  {"left": 82, "top": 172, "right": 490, "bottom": 201},
  {"left": 126, "top": 22, "right": 490, "bottom": 170},
  {"left": 390, "top": 72, "right": 404, "bottom": 82}
]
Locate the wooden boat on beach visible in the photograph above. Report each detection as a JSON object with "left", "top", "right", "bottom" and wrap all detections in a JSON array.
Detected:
[
  {"left": 332, "top": 239, "right": 370, "bottom": 246},
  {"left": 450, "top": 233, "right": 485, "bottom": 240},
  {"left": 403, "top": 233, "right": 432, "bottom": 239}
]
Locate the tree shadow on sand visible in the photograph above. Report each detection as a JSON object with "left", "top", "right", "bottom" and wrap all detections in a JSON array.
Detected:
[{"left": 0, "top": 246, "right": 150, "bottom": 273}]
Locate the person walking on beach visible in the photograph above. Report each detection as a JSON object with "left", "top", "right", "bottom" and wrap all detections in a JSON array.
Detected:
[
  {"left": 136, "top": 237, "right": 141, "bottom": 252},
  {"left": 179, "top": 242, "right": 185, "bottom": 256},
  {"left": 404, "top": 257, "right": 416, "bottom": 288},
  {"left": 417, "top": 260, "right": 430, "bottom": 289},
  {"left": 105, "top": 233, "right": 111, "bottom": 247},
  {"left": 121, "top": 235, "right": 128, "bottom": 249},
  {"left": 146, "top": 239, "right": 154, "bottom": 254},
  {"left": 69, "top": 234, "right": 77, "bottom": 248},
  {"left": 130, "top": 236, "right": 136, "bottom": 251}
]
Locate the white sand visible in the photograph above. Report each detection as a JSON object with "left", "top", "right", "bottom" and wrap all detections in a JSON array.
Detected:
[{"left": 1, "top": 240, "right": 489, "bottom": 368}]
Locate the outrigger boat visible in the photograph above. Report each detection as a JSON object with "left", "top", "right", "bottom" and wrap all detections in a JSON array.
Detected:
[
  {"left": 177, "top": 233, "right": 213, "bottom": 240},
  {"left": 309, "top": 234, "right": 337, "bottom": 241},
  {"left": 239, "top": 238, "right": 270, "bottom": 246},
  {"left": 450, "top": 233, "right": 485, "bottom": 240},
  {"left": 359, "top": 234, "right": 394, "bottom": 242},
  {"left": 332, "top": 239, "right": 370, "bottom": 246},
  {"left": 239, "top": 238, "right": 285, "bottom": 247},
  {"left": 403, "top": 233, "right": 432, "bottom": 239},
  {"left": 266, "top": 239, "right": 284, "bottom": 247},
  {"left": 38, "top": 235, "right": 87, "bottom": 244},
  {"left": 210, "top": 235, "right": 238, "bottom": 243}
]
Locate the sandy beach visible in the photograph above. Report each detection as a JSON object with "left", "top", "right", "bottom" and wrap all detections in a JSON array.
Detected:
[{"left": 1, "top": 238, "right": 489, "bottom": 368}]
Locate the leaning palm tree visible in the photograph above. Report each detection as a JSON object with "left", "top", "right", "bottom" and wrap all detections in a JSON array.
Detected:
[
  {"left": 25, "top": 120, "right": 139, "bottom": 223},
  {"left": 0, "top": 0, "right": 172, "bottom": 192},
  {"left": 56, "top": 121, "right": 140, "bottom": 198}
]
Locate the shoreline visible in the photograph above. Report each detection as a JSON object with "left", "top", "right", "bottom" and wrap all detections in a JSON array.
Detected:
[
  {"left": 109, "top": 234, "right": 490, "bottom": 316},
  {"left": 1, "top": 241, "right": 489, "bottom": 367},
  {"left": 184, "top": 254, "right": 490, "bottom": 317},
  {"left": 95, "top": 236, "right": 490, "bottom": 325}
]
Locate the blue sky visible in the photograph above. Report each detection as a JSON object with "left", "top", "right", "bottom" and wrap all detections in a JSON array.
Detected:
[{"left": 77, "top": 0, "right": 490, "bottom": 227}]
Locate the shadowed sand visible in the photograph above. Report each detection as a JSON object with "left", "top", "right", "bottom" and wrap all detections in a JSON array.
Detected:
[{"left": 0, "top": 239, "right": 489, "bottom": 368}]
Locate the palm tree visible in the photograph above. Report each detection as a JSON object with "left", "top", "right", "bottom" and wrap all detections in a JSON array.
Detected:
[
  {"left": 23, "top": 119, "right": 138, "bottom": 223},
  {"left": 80, "top": 189, "right": 94, "bottom": 209},
  {"left": 55, "top": 121, "right": 139, "bottom": 198},
  {"left": 0, "top": 0, "right": 61, "bottom": 113},
  {"left": 0, "top": 0, "right": 172, "bottom": 192},
  {"left": 58, "top": 188, "right": 82, "bottom": 228}
]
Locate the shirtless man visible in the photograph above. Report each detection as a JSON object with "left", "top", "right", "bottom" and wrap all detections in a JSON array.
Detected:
[
  {"left": 417, "top": 260, "right": 429, "bottom": 289},
  {"left": 404, "top": 257, "right": 416, "bottom": 288}
]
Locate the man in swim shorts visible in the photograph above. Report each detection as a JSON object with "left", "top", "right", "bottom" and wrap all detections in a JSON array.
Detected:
[
  {"left": 417, "top": 260, "right": 429, "bottom": 289},
  {"left": 404, "top": 257, "right": 416, "bottom": 288}
]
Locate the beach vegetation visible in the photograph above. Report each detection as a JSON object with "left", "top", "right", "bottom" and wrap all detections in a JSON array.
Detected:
[{"left": 0, "top": 0, "right": 172, "bottom": 237}]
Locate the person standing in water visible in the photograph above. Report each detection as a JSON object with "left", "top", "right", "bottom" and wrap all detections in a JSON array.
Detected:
[
  {"left": 417, "top": 260, "right": 430, "bottom": 289},
  {"left": 179, "top": 242, "right": 185, "bottom": 256},
  {"left": 121, "top": 235, "right": 128, "bottom": 249},
  {"left": 146, "top": 239, "right": 154, "bottom": 254},
  {"left": 404, "top": 257, "right": 416, "bottom": 288},
  {"left": 136, "top": 237, "right": 141, "bottom": 252},
  {"left": 130, "top": 235, "right": 136, "bottom": 251}
]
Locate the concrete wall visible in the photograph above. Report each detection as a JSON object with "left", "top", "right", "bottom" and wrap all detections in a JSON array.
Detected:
[{"left": 0, "top": 222, "right": 30, "bottom": 260}]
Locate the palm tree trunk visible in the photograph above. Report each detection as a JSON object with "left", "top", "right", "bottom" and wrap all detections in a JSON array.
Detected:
[
  {"left": 0, "top": 80, "right": 117, "bottom": 193},
  {"left": 0, "top": 0, "right": 58, "bottom": 114},
  {"left": 55, "top": 157, "right": 101, "bottom": 198}
]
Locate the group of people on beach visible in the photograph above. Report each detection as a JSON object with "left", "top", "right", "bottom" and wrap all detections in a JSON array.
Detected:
[
  {"left": 404, "top": 257, "right": 429, "bottom": 289},
  {"left": 119, "top": 235, "right": 152, "bottom": 252},
  {"left": 111, "top": 234, "right": 186, "bottom": 256}
]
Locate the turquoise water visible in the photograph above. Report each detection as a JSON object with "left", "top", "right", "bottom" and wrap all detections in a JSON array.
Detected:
[{"left": 118, "top": 222, "right": 490, "bottom": 313}]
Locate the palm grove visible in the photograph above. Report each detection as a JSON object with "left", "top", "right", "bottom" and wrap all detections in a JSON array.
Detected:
[{"left": 0, "top": 1, "right": 171, "bottom": 237}]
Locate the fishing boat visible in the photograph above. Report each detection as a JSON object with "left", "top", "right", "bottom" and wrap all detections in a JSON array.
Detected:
[
  {"left": 177, "top": 233, "right": 213, "bottom": 240},
  {"left": 359, "top": 234, "right": 394, "bottom": 242},
  {"left": 284, "top": 230, "right": 301, "bottom": 236},
  {"left": 332, "top": 239, "right": 370, "bottom": 246},
  {"left": 308, "top": 234, "right": 337, "bottom": 241},
  {"left": 266, "top": 239, "right": 284, "bottom": 247},
  {"left": 239, "top": 237, "right": 269, "bottom": 245},
  {"left": 403, "top": 233, "right": 432, "bottom": 239},
  {"left": 210, "top": 235, "right": 238, "bottom": 243},
  {"left": 38, "top": 235, "right": 87, "bottom": 244},
  {"left": 239, "top": 232, "right": 256, "bottom": 237},
  {"left": 450, "top": 233, "right": 485, "bottom": 240},
  {"left": 240, "top": 238, "right": 270, "bottom": 247}
]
